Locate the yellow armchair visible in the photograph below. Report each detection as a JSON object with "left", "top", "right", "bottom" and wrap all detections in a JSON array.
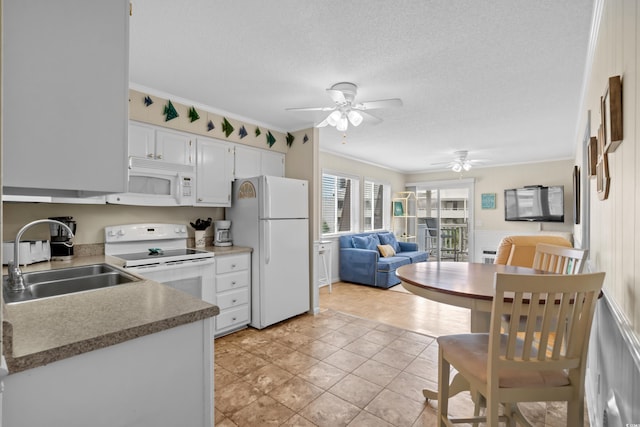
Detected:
[{"left": 494, "top": 235, "right": 572, "bottom": 268}]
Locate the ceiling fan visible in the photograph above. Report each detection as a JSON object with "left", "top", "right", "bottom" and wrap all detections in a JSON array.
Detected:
[
  {"left": 432, "top": 150, "right": 485, "bottom": 172},
  {"left": 285, "top": 82, "right": 403, "bottom": 132}
]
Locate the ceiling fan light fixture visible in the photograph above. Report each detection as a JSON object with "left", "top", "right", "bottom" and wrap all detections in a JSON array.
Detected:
[
  {"left": 452, "top": 163, "right": 463, "bottom": 173},
  {"left": 463, "top": 161, "right": 472, "bottom": 171},
  {"left": 326, "top": 110, "right": 341, "bottom": 127},
  {"left": 347, "top": 110, "right": 363, "bottom": 127},
  {"left": 336, "top": 114, "right": 348, "bottom": 132}
]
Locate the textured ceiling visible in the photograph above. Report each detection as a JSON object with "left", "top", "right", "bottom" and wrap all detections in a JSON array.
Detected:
[{"left": 129, "top": 0, "right": 594, "bottom": 173}]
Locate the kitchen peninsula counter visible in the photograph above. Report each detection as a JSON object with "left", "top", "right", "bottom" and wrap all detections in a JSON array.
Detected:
[{"left": 2, "top": 255, "right": 219, "bottom": 374}]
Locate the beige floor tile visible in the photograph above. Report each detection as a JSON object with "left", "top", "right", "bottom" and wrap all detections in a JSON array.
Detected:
[
  {"left": 272, "top": 350, "right": 320, "bottom": 375},
  {"left": 343, "top": 336, "right": 387, "bottom": 358},
  {"left": 386, "top": 371, "right": 436, "bottom": 404},
  {"left": 362, "top": 329, "right": 403, "bottom": 346},
  {"left": 268, "top": 376, "right": 324, "bottom": 412},
  {"left": 280, "top": 413, "right": 317, "bottom": 426},
  {"left": 276, "top": 331, "right": 318, "bottom": 349},
  {"left": 385, "top": 337, "right": 429, "bottom": 357},
  {"left": 298, "top": 392, "right": 361, "bottom": 427},
  {"left": 352, "top": 359, "right": 401, "bottom": 387},
  {"left": 247, "top": 340, "right": 295, "bottom": 361},
  {"left": 323, "top": 348, "right": 368, "bottom": 372},
  {"left": 372, "top": 347, "right": 416, "bottom": 370},
  {"left": 364, "top": 389, "right": 426, "bottom": 427},
  {"left": 215, "top": 379, "right": 263, "bottom": 416},
  {"left": 348, "top": 410, "right": 395, "bottom": 426},
  {"left": 297, "top": 360, "right": 348, "bottom": 389},
  {"left": 216, "top": 348, "right": 270, "bottom": 377},
  {"left": 230, "top": 395, "right": 295, "bottom": 426},
  {"left": 318, "top": 329, "right": 359, "bottom": 348},
  {"left": 328, "top": 373, "right": 384, "bottom": 409},
  {"left": 297, "top": 339, "right": 341, "bottom": 360},
  {"left": 241, "top": 363, "right": 294, "bottom": 394}
]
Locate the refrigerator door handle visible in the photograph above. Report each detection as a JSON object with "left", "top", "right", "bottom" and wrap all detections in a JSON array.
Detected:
[
  {"left": 264, "top": 221, "right": 271, "bottom": 264},
  {"left": 264, "top": 176, "right": 271, "bottom": 218}
]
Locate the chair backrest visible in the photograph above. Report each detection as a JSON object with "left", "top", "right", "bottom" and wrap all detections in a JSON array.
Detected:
[
  {"left": 533, "top": 243, "right": 588, "bottom": 274},
  {"left": 425, "top": 218, "right": 438, "bottom": 237},
  {"left": 494, "top": 235, "right": 573, "bottom": 268},
  {"left": 489, "top": 272, "right": 605, "bottom": 390}
]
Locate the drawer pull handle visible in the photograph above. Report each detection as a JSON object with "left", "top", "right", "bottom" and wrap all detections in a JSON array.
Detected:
[
  {"left": 231, "top": 299, "right": 237, "bottom": 303},
  {"left": 231, "top": 281, "right": 236, "bottom": 285},
  {"left": 231, "top": 264, "right": 237, "bottom": 268},
  {"left": 232, "top": 317, "right": 237, "bottom": 321}
]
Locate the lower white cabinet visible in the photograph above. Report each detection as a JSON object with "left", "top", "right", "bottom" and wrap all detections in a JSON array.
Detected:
[{"left": 215, "top": 252, "right": 251, "bottom": 336}]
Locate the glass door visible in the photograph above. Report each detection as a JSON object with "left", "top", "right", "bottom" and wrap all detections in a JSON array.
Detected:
[{"left": 410, "top": 179, "right": 474, "bottom": 262}]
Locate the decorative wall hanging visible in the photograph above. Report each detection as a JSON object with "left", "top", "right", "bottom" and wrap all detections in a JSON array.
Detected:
[
  {"left": 188, "top": 106, "right": 200, "bottom": 122},
  {"left": 303, "top": 134, "right": 309, "bottom": 143},
  {"left": 221, "top": 117, "right": 234, "bottom": 138},
  {"left": 481, "top": 193, "right": 496, "bottom": 209},
  {"left": 573, "top": 165, "right": 580, "bottom": 224},
  {"left": 207, "top": 120, "right": 215, "bottom": 131},
  {"left": 286, "top": 133, "right": 294, "bottom": 147},
  {"left": 255, "top": 127, "right": 261, "bottom": 137},
  {"left": 601, "top": 75, "right": 623, "bottom": 153},
  {"left": 588, "top": 137, "right": 597, "bottom": 176},
  {"left": 143, "top": 95, "right": 153, "bottom": 107},
  {"left": 163, "top": 100, "right": 179, "bottom": 121},
  {"left": 596, "top": 124, "right": 610, "bottom": 200},
  {"left": 266, "top": 131, "right": 276, "bottom": 147},
  {"left": 239, "top": 125, "right": 248, "bottom": 139}
]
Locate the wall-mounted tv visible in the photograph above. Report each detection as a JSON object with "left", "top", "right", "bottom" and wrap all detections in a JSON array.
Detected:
[{"left": 504, "top": 186, "right": 564, "bottom": 222}]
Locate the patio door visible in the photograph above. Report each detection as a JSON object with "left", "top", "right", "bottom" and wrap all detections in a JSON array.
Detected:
[{"left": 408, "top": 179, "right": 474, "bottom": 262}]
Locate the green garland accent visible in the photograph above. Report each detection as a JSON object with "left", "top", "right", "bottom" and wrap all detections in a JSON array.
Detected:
[
  {"left": 266, "top": 131, "right": 276, "bottom": 148},
  {"left": 286, "top": 132, "right": 295, "bottom": 147},
  {"left": 188, "top": 106, "right": 200, "bottom": 122},
  {"left": 221, "top": 117, "right": 234, "bottom": 138},
  {"left": 255, "top": 127, "right": 261, "bottom": 137},
  {"left": 163, "top": 100, "right": 179, "bottom": 121}
]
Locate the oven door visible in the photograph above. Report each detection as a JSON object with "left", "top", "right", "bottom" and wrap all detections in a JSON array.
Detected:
[{"left": 127, "top": 258, "right": 215, "bottom": 304}]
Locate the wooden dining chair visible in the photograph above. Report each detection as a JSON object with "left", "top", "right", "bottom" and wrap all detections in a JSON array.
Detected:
[
  {"left": 437, "top": 272, "right": 605, "bottom": 426},
  {"left": 532, "top": 243, "right": 588, "bottom": 274}
]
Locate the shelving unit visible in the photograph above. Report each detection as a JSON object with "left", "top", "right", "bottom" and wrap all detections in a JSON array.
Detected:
[{"left": 392, "top": 191, "right": 417, "bottom": 242}]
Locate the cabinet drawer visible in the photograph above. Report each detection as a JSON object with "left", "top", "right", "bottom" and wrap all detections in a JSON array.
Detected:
[
  {"left": 217, "top": 288, "right": 249, "bottom": 310},
  {"left": 216, "top": 305, "right": 250, "bottom": 331},
  {"left": 216, "top": 270, "right": 250, "bottom": 292},
  {"left": 216, "top": 254, "right": 249, "bottom": 274}
]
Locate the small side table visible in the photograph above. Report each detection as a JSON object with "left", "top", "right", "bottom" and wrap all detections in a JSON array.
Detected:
[{"left": 317, "top": 240, "right": 332, "bottom": 293}]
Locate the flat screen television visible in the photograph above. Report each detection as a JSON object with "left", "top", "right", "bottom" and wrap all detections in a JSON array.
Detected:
[{"left": 504, "top": 186, "right": 564, "bottom": 222}]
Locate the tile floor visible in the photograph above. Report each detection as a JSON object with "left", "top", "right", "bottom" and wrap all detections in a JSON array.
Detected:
[{"left": 214, "top": 282, "right": 588, "bottom": 426}]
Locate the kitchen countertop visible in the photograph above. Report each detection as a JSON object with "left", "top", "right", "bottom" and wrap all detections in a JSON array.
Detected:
[{"left": 2, "top": 254, "right": 222, "bottom": 374}]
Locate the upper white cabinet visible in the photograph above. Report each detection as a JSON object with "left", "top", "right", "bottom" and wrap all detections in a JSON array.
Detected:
[
  {"left": 234, "top": 145, "right": 285, "bottom": 178},
  {"left": 129, "top": 122, "right": 195, "bottom": 166},
  {"left": 2, "top": 0, "right": 129, "bottom": 197},
  {"left": 195, "top": 137, "right": 234, "bottom": 206}
]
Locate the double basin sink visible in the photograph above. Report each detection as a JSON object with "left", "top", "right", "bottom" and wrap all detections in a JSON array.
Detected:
[{"left": 3, "top": 264, "right": 140, "bottom": 304}]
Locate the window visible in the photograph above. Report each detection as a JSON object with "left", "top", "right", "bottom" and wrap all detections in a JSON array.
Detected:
[
  {"left": 363, "top": 180, "right": 389, "bottom": 231},
  {"left": 322, "top": 172, "right": 358, "bottom": 235}
]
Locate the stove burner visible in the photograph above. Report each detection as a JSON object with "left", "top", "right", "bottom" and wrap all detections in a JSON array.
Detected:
[{"left": 148, "top": 248, "right": 164, "bottom": 255}]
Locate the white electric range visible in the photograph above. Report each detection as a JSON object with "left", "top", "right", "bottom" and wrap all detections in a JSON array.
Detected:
[{"left": 104, "top": 223, "right": 215, "bottom": 306}]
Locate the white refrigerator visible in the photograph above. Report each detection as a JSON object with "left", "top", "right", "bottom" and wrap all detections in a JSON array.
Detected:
[{"left": 226, "top": 176, "right": 310, "bottom": 329}]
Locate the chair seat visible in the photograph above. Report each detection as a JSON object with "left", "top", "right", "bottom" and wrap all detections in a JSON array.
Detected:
[{"left": 438, "top": 333, "right": 570, "bottom": 388}]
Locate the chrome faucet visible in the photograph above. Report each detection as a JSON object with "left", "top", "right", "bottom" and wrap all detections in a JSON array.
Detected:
[{"left": 7, "top": 219, "right": 75, "bottom": 292}]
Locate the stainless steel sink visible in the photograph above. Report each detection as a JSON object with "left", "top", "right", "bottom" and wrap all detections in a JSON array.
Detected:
[{"left": 3, "top": 264, "right": 140, "bottom": 304}]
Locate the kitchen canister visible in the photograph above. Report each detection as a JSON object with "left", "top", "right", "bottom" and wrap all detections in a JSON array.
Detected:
[{"left": 195, "top": 230, "right": 206, "bottom": 248}]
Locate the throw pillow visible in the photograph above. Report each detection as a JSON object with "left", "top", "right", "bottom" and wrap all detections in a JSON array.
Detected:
[
  {"left": 378, "top": 232, "right": 401, "bottom": 253},
  {"left": 352, "top": 235, "right": 370, "bottom": 250},
  {"left": 368, "top": 234, "right": 381, "bottom": 250},
  {"left": 377, "top": 244, "right": 396, "bottom": 257}
]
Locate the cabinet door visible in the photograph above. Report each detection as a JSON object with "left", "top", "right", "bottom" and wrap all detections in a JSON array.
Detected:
[
  {"left": 2, "top": 0, "right": 129, "bottom": 196},
  {"left": 196, "top": 138, "right": 233, "bottom": 206},
  {"left": 234, "top": 145, "right": 262, "bottom": 179},
  {"left": 128, "top": 122, "right": 156, "bottom": 160},
  {"left": 261, "top": 151, "right": 285, "bottom": 177},
  {"left": 156, "top": 129, "right": 194, "bottom": 165}
]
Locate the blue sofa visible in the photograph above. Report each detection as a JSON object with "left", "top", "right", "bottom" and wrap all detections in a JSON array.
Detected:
[{"left": 339, "top": 231, "right": 428, "bottom": 288}]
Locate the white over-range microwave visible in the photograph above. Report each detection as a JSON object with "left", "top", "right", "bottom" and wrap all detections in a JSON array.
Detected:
[{"left": 106, "top": 157, "right": 195, "bottom": 206}]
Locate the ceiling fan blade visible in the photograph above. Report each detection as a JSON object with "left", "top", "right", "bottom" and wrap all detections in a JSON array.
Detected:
[
  {"left": 358, "top": 110, "right": 383, "bottom": 125},
  {"left": 316, "top": 118, "right": 330, "bottom": 128},
  {"left": 356, "top": 98, "right": 403, "bottom": 110},
  {"left": 285, "top": 106, "right": 336, "bottom": 112},
  {"left": 326, "top": 89, "right": 346, "bottom": 105}
]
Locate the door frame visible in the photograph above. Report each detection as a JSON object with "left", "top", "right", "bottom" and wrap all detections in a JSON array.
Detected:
[{"left": 406, "top": 178, "right": 475, "bottom": 262}]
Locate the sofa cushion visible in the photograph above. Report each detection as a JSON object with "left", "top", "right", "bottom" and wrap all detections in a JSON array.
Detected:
[
  {"left": 378, "top": 232, "right": 401, "bottom": 253},
  {"left": 377, "top": 244, "right": 396, "bottom": 257},
  {"left": 352, "top": 234, "right": 380, "bottom": 251},
  {"left": 396, "top": 250, "right": 428, "bottom": 263},
  {"left": 376, "top": 256, "right": 411, "bottom": 272}
]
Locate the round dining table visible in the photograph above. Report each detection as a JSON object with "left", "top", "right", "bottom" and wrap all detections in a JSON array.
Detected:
[
  {"left": 396, "top": 261, "right": 547, "bottom": 333},
  {"left": 396, "top": 261, "right": 550, "bottom": 401}
]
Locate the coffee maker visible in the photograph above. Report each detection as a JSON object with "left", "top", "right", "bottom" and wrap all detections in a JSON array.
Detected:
[
  {"left": 213, "top": 220, "right": 232, "bottom": 247},
  {"left": 49, "top": 216, "right": 76, "bottom": 260}
]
